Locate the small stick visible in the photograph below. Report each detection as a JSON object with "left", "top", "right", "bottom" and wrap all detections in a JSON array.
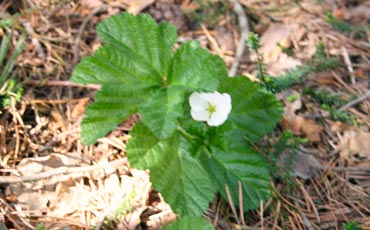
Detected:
[
  {"left": 200, "top": 23, "right": 222, "bottom": 57},
  {"left": 341, "top": 46, "right": 356, "bottom": 84},
  {"left": 73, "top": 6, "right": 108, "bottom": 66},
  {"left": 338, "top": 90, "right": 370, "bottom": 112},
  {"left": 21, "top": 20, "right": 45, "bottom": 58},
  {"left": 27, "top": 80, "right": 101, "bottom": 90},
  {"left": 0, "top": 158, "right": 127, "bottom": 184},
  {"left": 260, "top": 200, "right": 264, "bottom": 230},
  {"left": 225, "top": 184, "right": 240, "bottom": 225},
  {"left": 227, "top": 0, "right": 250, "bottom": 76},
  {"left": 238, "top": 181, "right": 245, "bottom": 225}
]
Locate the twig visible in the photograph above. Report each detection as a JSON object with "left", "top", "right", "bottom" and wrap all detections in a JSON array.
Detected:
[
  {"left": 260, "top": 200, "right": 264, "bottom": 230},
  {"left": 338, "top": 90, "right": 370, "bottom": 112},
  {"left": 0, "top": 158, "right": 127, "bottom": 184},
  {"left": 331, "top": 71, "right": 356, "bottom": 94},
  {"left": 341, "top": 46, "right": 355, "bottom": 84},
  {"left": 293, "top": 200, "right": 315, "bottom": 230},
  {"left": 25, "top": 97, "right": 89, "bottom": 105},
  {"left": 27, "top": 80, "right": 101, "bottom": 90},
  {"left": 21, "top": 20, "right": 45, "bottom": 58},
  {"left": 227, "top": 0, "right": 250, "bottom": 76},
  {"left": 225, "top": 184, "right": 240, "bottom": 225},
  {"left": 73, "top": 5, "right": 108, "bottom": 66},
  {"left": 272, "top": 200, "right": 281, "bottom": 230},
  {"left": 204, "top": 209, "right": 232, "bottom": 230},
  {"left": 238, "top": 181, "right": 245, "bottom": 225},
  {"left": 200, "top": 23, "right": 222, "bottom": 56}
]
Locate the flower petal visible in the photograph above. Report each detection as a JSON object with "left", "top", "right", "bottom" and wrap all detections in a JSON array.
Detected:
[
  {"left": 189, "top": 92, "right": 208, "bottom": 111},
  {"left": 207, "top": 113, "right": 228, "bottom": 126},
  {"left": 189, "top": 91, "right": 232, "bottom": 126},
  {"left": 191, "top": 109, "right": 209, "bottom": 121},
  {"left": 189, "top": 92, "right": 210, "bottom": 121}
]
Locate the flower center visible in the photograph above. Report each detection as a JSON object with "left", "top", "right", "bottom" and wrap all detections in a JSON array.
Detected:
[{"left": 207, "top": 103, "right": 217, "bottom": 114}]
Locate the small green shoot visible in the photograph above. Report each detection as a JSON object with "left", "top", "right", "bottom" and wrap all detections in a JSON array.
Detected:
[
  {"left": 0, "top": 30, "right": 26, "bottom": 108},
  {"left": 277, "top": 41, "right": 294, "bottom": 57},
  {"left": 325, "top": 12, "right": 369, "bottom": 39},
  {"left": 112, "top": 191, "right": 135, "bottom": 220},
  {"left": 303, "top": 87, "right": 358, "bottom": 125},
  {"left": 247, "top": 34, "right": 339, "bottom": 92},
  {"left": 246, "top": 32, "right": 273, "bottom": 90},
  {"left": 322, "top": 104, "right": 358, "bottom": 126},
  {"left": 100, "top": 191, "right": 136, "bottom": 230},
  {"left": 344, "top": 221, "right": 362, "bottom": 230},
  {"left": 325, "top": 12, "right": 352, "bottom": 34},
  {"left": 37, "top": 224, "right": 45, "bottom": 230},
  {"left": 286, "top": 93, "right": 300, "bottom": 103},
  {"left": 303, "top": 87, "right": 352, "bottom": 107},
  {"left": 183, "top": 0, "right": 227, "bottom": 27},
  {"left": 268, "top": 131, "right": 307, "bottom": 185}
]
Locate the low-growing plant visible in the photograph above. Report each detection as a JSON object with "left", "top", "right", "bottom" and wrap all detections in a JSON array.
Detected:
[
  {"left": 344, "top": 221, "right": 362, "bottom": 230},
  {"left": 325, "top": 12, "right": 369, "bottom": 40},
  {"left": 36, "top": 223, "right": 45, "bottom": 230},
  {"left": 303, "top": 87, "right": 359, "bottom": 125},
  {"left": 182, "top": 0, "right": 227, "bottom": 27},
  {"left": 247, "top": 33, "right": 339, "bottom": 93},
  {"left": 325, "top": 12, "right": 353, "bottom": 34},
  {"left": 71, "top": 13, "right": 283, "bottom": 228},
  {"left": 268, "top": 131, "right": 307, "bottom": 182},
  {"left": 0, "top": 30, "right": 25, "bottom": 108},
  {"left": 99, "top": 190, "right": 136, "bottom": 229},
  {"left": 322, "top": 104, "right": 358, "bottom": 125},
  {"left": 303, "top": 87, "right": 352, "bottom": 106}
]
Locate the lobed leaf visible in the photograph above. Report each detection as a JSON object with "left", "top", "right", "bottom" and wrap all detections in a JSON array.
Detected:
[
  {"left": 127, "top": 122, "right": 216, "bottom": 217},
  {"left": 164, "top": 217, "right": 214, "bottom": 230},
  {"left": 219, "top": 76, "right": 283, "bottom": 141},
  {"left": 71, "top": 13, "right": 177, "bottom": 144},
  {"left": 96, "top": 13, "right": 177, "bottom": 78},
  {"left": 139, "top": 86, "right": 185, "bottom": 139},
  {"left": 79, "top": 85, "right": 153, "bottom": 144},
  {"left": 167, "top": 41, "right": 227, "bottom": 92},
  {"left": 201, "top": 142, "right": 271, "bottom": 211}
]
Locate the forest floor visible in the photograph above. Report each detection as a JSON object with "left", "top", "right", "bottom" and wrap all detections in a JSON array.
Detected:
[{"left": 0, "top": 0, "right": 369, "bottom": 229}]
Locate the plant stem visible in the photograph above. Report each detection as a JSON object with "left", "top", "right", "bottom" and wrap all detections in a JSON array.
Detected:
[
  {"left": 176, "top": 125, "right": 193, "bottom": 142},
  {"left": 202, "top": 146, "right": 212, "bottom": 158},
  {"left": 255, "top": 49, "right": 265, "bottom": 82}
]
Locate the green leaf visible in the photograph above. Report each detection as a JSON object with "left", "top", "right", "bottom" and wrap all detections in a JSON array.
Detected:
[
  {"left": 96, "top": 13, "right": 177, "bottom": 78},
  {"left": 164, "top": 217, "right": 214, "bottom": 230},
  {"left": 0, "top": 31, "right": 11, "bottom": 67},
  {"left": 139, "top": 86, "right": 185, "bottom": 139},
  {"left": 167, "top": 41, "right": 227, "bottom": 91},
  {"left": 0, "top": 32, "right": 25, "bottom": 84},
  {"left": 127, "top": 122, "right": 216, "bottom": 217},
  {"left": 80, "top": 85, "right": 153, "bottom": 144},
  {"left": 201, "top": 142, "right": 271, "bottom": 211},
  {"left": 219, "top": 76, "right": 283, "bottom": 141},
  {"left": 71, "top": 13, "right": 177, "bottom": 144}
]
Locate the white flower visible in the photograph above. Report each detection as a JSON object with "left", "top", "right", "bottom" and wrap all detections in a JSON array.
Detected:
[{"left": 189, "top": 91, "right": 232, "bottom": 126}]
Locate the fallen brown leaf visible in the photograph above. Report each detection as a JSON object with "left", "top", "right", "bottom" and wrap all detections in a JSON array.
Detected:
[
  {"left": 280, "top": 91, "right": 323, "bottom": 142},
  {"left": 251, "top": 23, "right": 302, "bottom": 76},
  {"left": 121, "top": 0, "right": 156, "bottom": 15},
  {"left": 278, "top": 152, "right": 322, "bottom": 180},
  {"left": 281, "top": 116, "right": 323, "bottom": 142},
  {"left": 81, "top": 0, "right": 104, "bottom": 9},
  {"left": 300, "top": 118, "right": 323, "bottom": 142},
  {"left": 340, "top": 128, "right": 370, "bottom": 160}
]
